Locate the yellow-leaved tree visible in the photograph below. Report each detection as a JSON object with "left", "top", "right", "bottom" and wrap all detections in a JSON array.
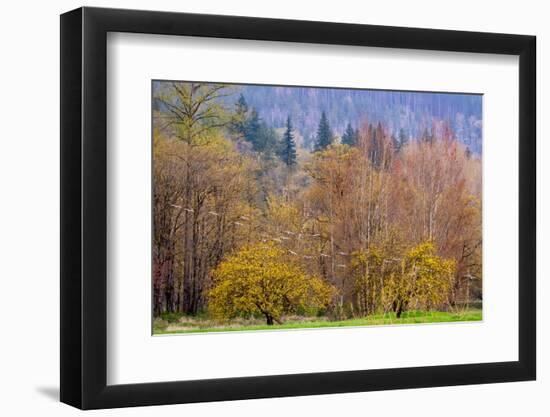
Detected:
[
  {"left": 383, "top": 242, "right": 456, "bottom": 318},
  {"left": 208, "top": 243, "right": 336, "bottom": 325}
]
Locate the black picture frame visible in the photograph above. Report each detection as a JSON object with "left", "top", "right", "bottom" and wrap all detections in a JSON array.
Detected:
[{"left": 60, "top": 6, "right": 536, "bottom": 410}]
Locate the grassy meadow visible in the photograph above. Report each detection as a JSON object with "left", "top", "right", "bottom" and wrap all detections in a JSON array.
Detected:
[{"left": 154, "top": 309, "right": 482, "bottom": 335}]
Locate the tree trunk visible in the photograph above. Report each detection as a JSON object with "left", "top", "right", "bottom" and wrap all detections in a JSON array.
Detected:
[
  {"left": 393, "top": 299, "right": 405, "bottom": 318},
  {"left": 396, "top": 303, "right": 404, "bottom": 318}
]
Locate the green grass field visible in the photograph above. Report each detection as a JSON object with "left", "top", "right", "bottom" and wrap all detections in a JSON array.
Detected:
[{"left": 153, "top": 309, "right": 482, "bottom": 335}]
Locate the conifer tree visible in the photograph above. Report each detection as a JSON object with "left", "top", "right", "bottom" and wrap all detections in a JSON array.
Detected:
[
  {"left": 341, "top": 122, "right": 356, "bottom": 146},
  {"left": 314, "top": 111, "right": 333, "bottom": 151},
  {"left": 236, "top": 93, "right": 248, "bottom": 116},
  {"left": 281, "top": 115, "right": 297, "bottom": 167},
  {"left": 230, "top": 94, "right": 249, "bottom": 138},
  {"left": 244, "top": 109, "right": 262, "bottom": 149}
]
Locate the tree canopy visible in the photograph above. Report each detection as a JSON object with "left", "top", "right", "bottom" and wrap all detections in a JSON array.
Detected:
[
  {"left": 208, "top": 243, "right": 335, "bottom": 324},
  {"left": 383, "top": 243, "right": 456, "bottom": 318}
]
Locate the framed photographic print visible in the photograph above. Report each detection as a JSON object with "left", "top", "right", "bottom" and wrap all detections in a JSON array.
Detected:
[{"left": 60, "top": 6, "right": 536, "bottom": 410}]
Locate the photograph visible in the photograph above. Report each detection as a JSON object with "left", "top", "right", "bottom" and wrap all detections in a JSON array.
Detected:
[{"left": 152, "top": 81, "right": 483, "bottom": 335}]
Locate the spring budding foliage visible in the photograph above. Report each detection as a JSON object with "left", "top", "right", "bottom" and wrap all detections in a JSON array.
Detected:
[
  {"left": 152, "top": 81, "right": 482, "bottom": 324},
  {"left": 209, "top": 243, "right": 335, "bottom": 325}
]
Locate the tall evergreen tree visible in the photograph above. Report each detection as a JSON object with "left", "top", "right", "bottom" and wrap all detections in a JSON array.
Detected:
[
  {"left": 244, "top": 109, "right": 262, "bottom": 150},
  {"left": 280, "top": 115, "right": 297, "bottom": 167},
  {"left": 230, "top": 94, "right": 249, "bottom": 138},
  {"left": 236, "top": 93, "right": 248, "bottom": 115},
  {"left": 314, "top": 111, "right": 333, "bottom": 151},
  {"left": 341, "top": 122, "right": 356, "bottom": 146}
]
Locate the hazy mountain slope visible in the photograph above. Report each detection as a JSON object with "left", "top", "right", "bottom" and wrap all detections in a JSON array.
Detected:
[
  {"left": 236, "top": 85, "right": 483, "bottom": 153},
  {"left": 152, "top": 81, "right": 483, "bottom": 154}
]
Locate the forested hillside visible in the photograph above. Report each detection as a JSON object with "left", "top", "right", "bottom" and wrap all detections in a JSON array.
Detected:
[
  {"left": 224, "top": 84, "right": 482, "bottom": 154},
  {"left": 152, "top": 81, "right": 482, "bottom": 333}
]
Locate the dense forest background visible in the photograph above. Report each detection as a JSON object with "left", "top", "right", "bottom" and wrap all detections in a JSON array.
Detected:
[{"left": 152, "top": 81, "right": 482, "bottom": 332}]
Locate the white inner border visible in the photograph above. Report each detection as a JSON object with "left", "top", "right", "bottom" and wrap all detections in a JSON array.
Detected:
[{"left": 107, "top": 32, "right": 519, "bottom": 385}]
